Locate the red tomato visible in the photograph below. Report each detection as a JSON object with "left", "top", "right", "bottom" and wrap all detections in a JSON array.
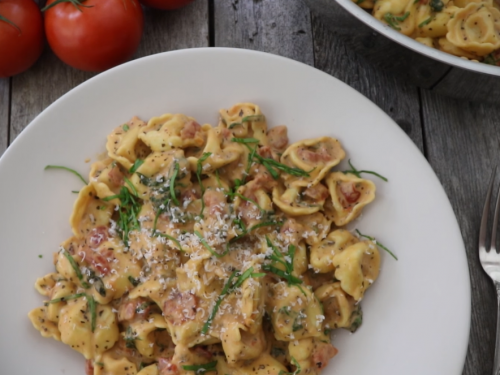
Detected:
[
  {"left": 139, "top": 0, "right": 195, "bottom": 10},
  {"left": 0, "top": 0, "right": 44, "bottom": 78},
  {"left": 44, "top": 0, "right": 144, "bottom": 72}
]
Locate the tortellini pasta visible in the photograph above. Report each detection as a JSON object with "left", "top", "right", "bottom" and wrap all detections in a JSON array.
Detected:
[
  {"left": 359, "top": 0, "right": 500, "bottom": 65},
  {"left": 29, "top": 104, "right": 390, "bottom": 375},
  {"left": 325, "top": 172, "right": 376, "bottom": 226}
]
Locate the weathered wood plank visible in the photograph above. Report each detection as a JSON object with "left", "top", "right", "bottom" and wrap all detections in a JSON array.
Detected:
[
  {"left": 306, "top": 0, "right": 450, "bottom": 90},
  {"left": 421, "top": 90, "right": 499, "bottom": 375},
  {"left": 0, "top": 78, "right": 9, "bottom": 156},
  {"left": 433, "top": 67, "right": 500, "bottom": 103},
  {"left": 311, "top": 14, "right": 424, "bottom": 152},
  {"left": 214, "top": 0, "right": 314, "bottom": 65},
  {"left": 9, "top": 0, "right": 209, "bottom": 143}
]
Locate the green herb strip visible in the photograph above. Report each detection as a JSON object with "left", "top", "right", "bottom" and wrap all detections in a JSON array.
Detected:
[
  {"left": 430, "top": 0, "right": 444, "bottom": 11},
  {"left": 232, "top": 191, "right": 264, "bottom": 212},
  {"left": 233, "top": 140, "right": 310, "bottom": 179},
  {"left": 194, "top": 231, "right": 228, "bottom": 258},
  {"left": 418, "top": 17, "right": 432, "bottom": 28},
  {"left": 129, "top": 159, "right": 144, "bottom": 174},
  {"left": 124, "top": 326, "right": 137, "bottom": 349},
  {"left": 45, "top": 292, "right": 86, "bottom": 305},
  {"left": 228, "top": 115, "right": 265, "bottom": 129},
  {"left": 262, "top": 264, "right": 303, "bottom": 285},
  {"left": 45, "top": 165, "right": 87, "bottom": 185},
  {"left": 63, "top": 250, "right": 90, "bottom": 288},
  {"left": 231, "top": 137, "right": 260, "bottom": 144},
  {"left": 383, "top": 12, "right": 409, "bottom": 30},
  {"left": 254, "top": 152, "right": 310, "bottom": 178},
  {"left": 128, "top": 275, "right": 140, "bottom": 287},
  {"left": 87, "top": 269, "right": 106, "bottom": 297},
  {"left": 355, "top": 229, "right": 398, "bottom": 260},
  {"left": 202, "top": 267, "right": 264, "bottom": 334},
  {"left": 202, "top": 270, "right": 238, "bottom": 333},
  {"left": 124, "top": 177, "right": 139, "bottom": 197},
  {"left": 263, "top": 238, "right": 306, "bottom": 296},
  {"left": 248, "top": 220, "right": 283, "bottom": 232},
  {"left": 197, "top": 152, "right": 213, "bottom": 217},
  {"left": 155, "top": 232, "right": 185, "bottom": 252},
  {"left": 102, "top": 186, "right": 141, "bottom": 246},
  {"left": 45, "top": 293, "right": 97, "bottom": 332},
  {"left": 123, "top": 124, "right": 130, "bottom": 132},
  {"left": 170, "top": 161, "right": 180, "bottom": 206},
  {"left": 88, "top": 295, "right": 97, "bottom": 332},
  {"left": 182, "top": 360, "right": 218, "bottom": 374},
  {"left": 215, "top": 169, "right": 222, "bottom": 188},
  {"left": 343, "top": 159, "right": 388, "bottom": 181},
  {"left": 279, "top": 357, "right": 302, "bottom": 375}
]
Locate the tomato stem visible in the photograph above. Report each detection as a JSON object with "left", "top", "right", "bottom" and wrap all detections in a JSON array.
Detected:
[
  {"left": 42, "top": 0, "right": 93, "bottom": 12},
  {"left": 0, "top": 14, "right": 21, "bottom": 34}
]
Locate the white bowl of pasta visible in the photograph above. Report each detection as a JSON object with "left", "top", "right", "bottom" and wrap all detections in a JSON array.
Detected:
[
  {"left": 0, "top": 48, "right": 469, "bottom": 375},
  {"left": 305, "top": 0, "right": 500, "bottom": 102}
]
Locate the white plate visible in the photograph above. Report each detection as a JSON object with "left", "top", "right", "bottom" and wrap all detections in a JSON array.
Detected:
[{"left": 0, "top": 48, "right": 469, "bottom": 375}]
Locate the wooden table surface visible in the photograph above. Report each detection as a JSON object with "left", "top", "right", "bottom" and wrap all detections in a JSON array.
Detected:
[{"left": 0, "top": 0, "right": 496, "bottom": 373}]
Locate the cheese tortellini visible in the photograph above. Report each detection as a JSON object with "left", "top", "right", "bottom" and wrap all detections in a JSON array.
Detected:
[
  {"left": 360, "top": 0, "right": 500, "bottom": 65},
  {"left": 29, "top": 103, "right": 391, "bottom": 375}
]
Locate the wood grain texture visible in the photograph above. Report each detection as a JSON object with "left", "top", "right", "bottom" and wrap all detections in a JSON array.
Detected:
[
  {"left": 306, "top": 0, "right": 450, "bottom": 89},
  {"left": 0, "top": 78, "right": 9, "bottom": 156},
  {"left": 433, "top": 67, "right": 500, "bottom": 103},
  {"left": 421, "top": 90, "right": 499, "bottom": 375},
  {"left": 214, "top": 0, "right": 314, "bottom": 65},
  {"left": 9, "top": 0, "right": 208, "bottom": 143},
  {"left": 311, "top": 14, "right": 424, "bottom": 152}
]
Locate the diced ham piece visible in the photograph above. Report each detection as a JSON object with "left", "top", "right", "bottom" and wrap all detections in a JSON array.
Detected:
[
  {"left": 119, "top": 301, "right": 137, "bottom": 321},
  {"left": 78, "top": 227, "right": 114, "bottom": 276},
  {"left": 280, "top": 218, "right": 305, "bottom": 244},
  {"left": 89, "top": 226, "right": 109, "bottom": 247},
  {"left": 303, "top": 184, "right": 329, "bottom": 201},
  {"left": 312, "top": 342, "right": 338, "bottom": 370},
  {"left": 85, "top": 359, "right": 94, "bottom": 375},
  {"left": 296, "top": 144, "right": 332, "bottom": 163},
  {"left": 193, "top": 346, "right": 213, "bottom": 359},
  {"left": 163, "top": 292, "right": 198, "bottom": 325},
  {"left": 339, "top": 182, "right": 360, "bottom": 205},
  {"left": 181, "top": 121, "right": 202, "bottom": 140},
  {"left": 248, "top": 172, "right": 277, "bottom": 193},
  {"left": 257, "top": 146, "right": 275, "bottom": 160},
  {"left": 108, "top": 164, "right": 124, "bottom": 186},
  {"left": 203, "top": 190, "right": 227, "bottom": 216},
  {"left": 159, "top": 358, "right": 179, "bottom": 375},
  {"left": 267, "top": 126, "right": 289, "bottom": 152}
]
